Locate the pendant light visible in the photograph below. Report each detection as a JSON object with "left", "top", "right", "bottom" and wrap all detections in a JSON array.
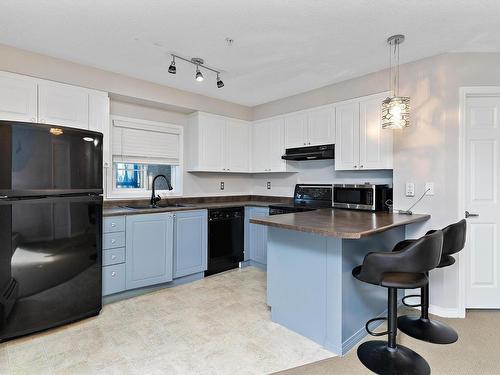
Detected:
[
  {"left": 168, "top": 56, "right": 176, "bottom": 74},
  {"left": 381, "top": 34, "right": 410, "bottom": 129}
]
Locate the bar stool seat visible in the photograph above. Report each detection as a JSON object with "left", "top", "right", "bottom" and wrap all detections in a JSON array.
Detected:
[
  {"left": 352, "top": 266, "right": 428, "bottom": 288},
  {"left": 352, "top": 231, "right": 443, "bottom": 375},
  {"left": 397, "top": 219, "right": 467, "bottom": 345}
]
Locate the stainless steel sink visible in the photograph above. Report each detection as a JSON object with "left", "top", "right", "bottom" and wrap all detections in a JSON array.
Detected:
[{"left": 123, "top": 203, "right": 192, "bottom": 210}]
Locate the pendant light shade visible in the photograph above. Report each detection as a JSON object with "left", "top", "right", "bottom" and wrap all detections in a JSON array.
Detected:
[{"left": 382, "top": 35, "right": 410, "bottom": 129}]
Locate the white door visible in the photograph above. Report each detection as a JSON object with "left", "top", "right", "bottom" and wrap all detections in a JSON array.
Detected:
[
  {"left": 335, "top": 102, "right": 360, "bottom": 170},
  {"left": 38, "top": 81, "right": 89, "bottom": 129},
  {"left": 359, "top": 96, "right": 393, "bottom": 170},
  {"left": 268, "top": 118, "right": 286, "bottom": 172},
  {"left": 307, "top": 106, "right": 335, "bottom": 147},
  {"left": 0, "top": 71, "right": 37, "bottom": 122},
  {"left": 251, "top": 121, "right": 269, "bottom": 172},
  {"left": 199, "top": 114, "right": 226, "bottom": 171},
  {"left": 226, "top": 119, "right": 250, "bottom": 172},
  {"left": 465, "top": 95, "right": 500, "bottom": 308},
  {"left": 284, "top": 112, "right": 308, "bottom": 148}
]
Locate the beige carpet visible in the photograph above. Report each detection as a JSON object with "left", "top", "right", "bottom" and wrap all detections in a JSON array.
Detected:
[{"left": 276, "top": 309, "right": 500, "bottom": 375}]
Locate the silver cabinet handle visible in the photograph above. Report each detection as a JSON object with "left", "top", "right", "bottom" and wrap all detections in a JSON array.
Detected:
[
  {"left": 465, "top": 211, "right": 479, "bottom": 218},
  {"left": 360, "top": 165, "right": 364, "bottom": 168},
  {"left": 111, "top": 255, "right": 116, "bottom": 260},
  {"left": 354, "top": 165, "right": 358, "bottom": 168},
  {"left": 111, "top": 239, "right": 116, "bottom": 244},
  {"left": 31, "top": 118, "right": 36, "bottom": 122},
  {"left": 111, "top": 271, "right": 116, "bottom": 277},
  {"left": 111, "top": 223, "right": 116, "bottom": 227}
]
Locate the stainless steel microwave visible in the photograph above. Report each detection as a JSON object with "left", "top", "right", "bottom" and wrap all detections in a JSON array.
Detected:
[{"left": 332, "top": 184, "right": 393, "bottom": 211}]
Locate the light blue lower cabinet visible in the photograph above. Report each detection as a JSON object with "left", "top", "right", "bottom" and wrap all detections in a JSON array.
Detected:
[
  {"left": 125, "top": 212, "right": 174, "bottom": 290},
  {"left": 247, "top": 207, "right": 268, "bottom": 265},
  {"left": 173, "top": 210, "right": 208, "bottom": 278},
  {"left": 102, "top": 263, "right": 126, "bottom": 296}
]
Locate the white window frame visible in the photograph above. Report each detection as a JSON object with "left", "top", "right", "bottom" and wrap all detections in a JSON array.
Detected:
[{"left": 106, "top": 115, "right": 184, "bottom": 199}]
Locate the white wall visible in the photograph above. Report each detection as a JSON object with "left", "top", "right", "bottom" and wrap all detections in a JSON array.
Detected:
[
  {"left": 252, "top": 160, "right": 392, "bottom": 196},
  {"left": 254, "top": 52, "right": 500, "bottom": 314}
]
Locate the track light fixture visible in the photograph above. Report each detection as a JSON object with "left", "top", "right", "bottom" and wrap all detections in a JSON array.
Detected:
[
  {"left": 195, "top": 66, "right": 204, "bottom": 82},
  {"left": 217, "top": 73, "right": 224, "bottom": 88},
  {"left": 168, "top": 56, "right": 176, "bottom": 74},
  {"left": 168, "top": 54, "right": 224, "bottom": 88}
]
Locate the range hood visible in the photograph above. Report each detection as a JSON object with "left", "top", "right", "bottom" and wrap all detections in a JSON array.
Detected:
[{"left": 281, "top": 144, "right": 334, "bottom": 161}]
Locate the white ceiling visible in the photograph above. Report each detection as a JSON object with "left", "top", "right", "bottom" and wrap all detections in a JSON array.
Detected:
[{"left": 1, "top": 0, "right": 499, "bottom": 106}]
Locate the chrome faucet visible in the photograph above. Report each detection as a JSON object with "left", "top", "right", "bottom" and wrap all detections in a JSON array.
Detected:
[{"left": 150, "top": 174, "right": 173, "bottom": 207}]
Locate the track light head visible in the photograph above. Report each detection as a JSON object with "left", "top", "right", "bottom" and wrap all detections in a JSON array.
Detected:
[
  {"left": 168, "top": 56, "right": 176, "bottom": 74},
  {"left": 195, "top": 66, "right": 204, "bottom": 82},
  {"left": 216, "top": 74, "right": 224, "bottom": 88}
]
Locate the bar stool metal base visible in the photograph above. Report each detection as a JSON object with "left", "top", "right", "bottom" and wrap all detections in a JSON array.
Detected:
[
  {"left": 398, "top": 315, "right": 458, "bottom": 344},
  {"left": 357, "top": 340, "right": 431, "bottom": 375}
]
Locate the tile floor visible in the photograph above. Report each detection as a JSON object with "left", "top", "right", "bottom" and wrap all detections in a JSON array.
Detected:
[{"left": 0, "top": 267, "right": 334, "bottom": 374}]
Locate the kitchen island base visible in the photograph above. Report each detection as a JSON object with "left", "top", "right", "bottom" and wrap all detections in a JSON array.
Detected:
[{"left": 267, "top": 225, "right": 405, "bottom": 355}]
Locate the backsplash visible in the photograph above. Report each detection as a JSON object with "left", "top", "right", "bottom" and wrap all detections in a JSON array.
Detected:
[{"left": 251, "top": 159, "right": 393, "bottom": 197}]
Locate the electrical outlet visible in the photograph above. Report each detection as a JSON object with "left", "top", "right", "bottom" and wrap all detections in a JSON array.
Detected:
[
  {"left": 405, "top": 182, "right": 415, "bottom": 197},
  {"left": 425, "top": 182, "right": 435, "bottom": 195},
  {"left": 267, "top": 181, "right": 271, "bottom": 190},
  {"left": 220, "top": 182, "right": 224, "bottom": 190}
]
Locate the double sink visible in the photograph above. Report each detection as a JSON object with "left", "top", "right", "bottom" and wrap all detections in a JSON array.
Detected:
[{"left": 123, "top": 203, "right": 192, "bottom": 210}]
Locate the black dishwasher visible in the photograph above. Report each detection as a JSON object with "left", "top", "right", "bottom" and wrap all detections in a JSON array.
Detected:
[{"left": 206, "top": 207, "right": 244, "bottom": 276}]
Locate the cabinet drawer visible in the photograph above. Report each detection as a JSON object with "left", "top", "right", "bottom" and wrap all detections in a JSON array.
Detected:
[
  {"left": 103, "top": 247, "right": 125, "bottom": 266},
  {"left": 103, "top": 232, "right": 125, "bottom": 249},
  {"left": 102, "top": 264, "right": 126, "bottom": 296},
  {"left": 103, "top": 216, "right": 125, "bottom": 233}
]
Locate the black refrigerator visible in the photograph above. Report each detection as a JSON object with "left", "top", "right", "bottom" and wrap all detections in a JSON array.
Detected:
[{"left": 0, "top": 120, "right": 103, "bottom": 341}]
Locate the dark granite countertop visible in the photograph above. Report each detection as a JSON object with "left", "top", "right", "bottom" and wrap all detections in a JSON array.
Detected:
[
  {"left": 103, "top": 195, "right": 290, "bottom": 217},
  {"left": 250, "top": 208, "right": 430, "bottom": 239}
]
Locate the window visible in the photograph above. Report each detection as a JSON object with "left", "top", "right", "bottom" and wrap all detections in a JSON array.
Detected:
[
  {"left": 108, "top": 116, "right": 183, "bottom": 198},
  {"left": 114, "top": 163, "right": 173, "bottom": 190}
]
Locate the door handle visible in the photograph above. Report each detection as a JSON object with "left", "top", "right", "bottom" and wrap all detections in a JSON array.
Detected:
[{"left": 465, "top": 211, "right": 479, "bottom": 218}]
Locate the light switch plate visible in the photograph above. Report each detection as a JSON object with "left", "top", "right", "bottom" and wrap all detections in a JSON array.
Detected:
[
  {"left": 425, "top": 182, "right": 435, "bottom": 195},
  {"left": 220, "top": 182, "right": 224, "bottom": 190},
  {"left": 405, "top": 182, "right": 415, "bottom": 197}
]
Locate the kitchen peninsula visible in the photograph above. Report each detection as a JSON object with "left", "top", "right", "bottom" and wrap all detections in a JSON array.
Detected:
[{"left": 251, "top": 209, "right": 430, "bottom": 355}]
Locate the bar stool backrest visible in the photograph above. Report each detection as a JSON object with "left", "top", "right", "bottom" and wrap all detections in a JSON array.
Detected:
[{"left": 442, "top": 219, "right": 467, "bottom": 256}]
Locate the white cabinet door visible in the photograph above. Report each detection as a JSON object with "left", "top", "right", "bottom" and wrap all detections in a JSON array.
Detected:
[
  {"left": 199, "top": 114, "right": 226, "bottom": 171},
  {"left": 89, "top": 93, "right": 110, "bottom": 167},
  {"left": 226, "top": 119, "right": 250, "bottom": 172},
  {"left": 308, "top": 106, "right": 335, "bottom": 146},
  {"left": 38, "top": 81, "right": 89, "bottom": 129},
  {"left": 251, "top": 121, "right": 270, "bottom": 173},
  {"left": 359, "top": 96, "right": 393, "bottom": 170},
  {"left": 0, "top": 71, "right": 37, "bottom": 122},
  {"left": 284, "top": 112, "right": 308, "bottom": 148},
  {"left": 335, "top": 102, "right": 360, "bottom": 170},
  {"left": 268, "top": 118, "right": 286, "bottom": 172}
]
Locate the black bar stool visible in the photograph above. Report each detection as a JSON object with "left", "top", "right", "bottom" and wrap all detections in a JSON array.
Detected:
[
  {"left": 352, "top": 231, "right": 443, "bottom": 375},
  {"left": 397, "top": 219, "right": 467, "bottom": 344}
]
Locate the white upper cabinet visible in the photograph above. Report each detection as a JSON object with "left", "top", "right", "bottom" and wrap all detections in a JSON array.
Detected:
[
  {"left": 335, "top": 93, "right": 392, "bottom": 170},
  {"left": 284, "top": 112, "right": 308, "bottom": 148},
  {"left": 0, "top": 71, "right": 37, "bottom": 122},
  {"left": 251, "top": 117, "right": 287, "bottom": 173},
  {"left": 335, "top": 102, "right": 360, "bottom": 170},
  {"left": 284, "top": 105, "right": 335, "bottom": 148},
  {"left": 307, "top": 106, "right": 335, "bottom": 146},
  {"left": 359, "top": 95, "right": 393, "bottom": 170},
  {"left": 38, "top": 81, "right": 89, "bottom": 129},
  {"left": 89, "top": 94, "right": 111, "bottom": 167},
  {"left": 186, "top": 112, "right": 250, "bottom": 173},
  {"left": 226, "top": 118, "right": 250, "bottom": 172}
]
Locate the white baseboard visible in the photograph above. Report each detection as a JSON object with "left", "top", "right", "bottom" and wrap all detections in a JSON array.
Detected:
[{"left": 429, "top": 304, "right": 465, "bottom": 318}]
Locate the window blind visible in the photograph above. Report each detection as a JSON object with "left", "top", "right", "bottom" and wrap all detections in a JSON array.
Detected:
[{"left": 112, "top": 119, "right": 181, "bottom": 165}]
